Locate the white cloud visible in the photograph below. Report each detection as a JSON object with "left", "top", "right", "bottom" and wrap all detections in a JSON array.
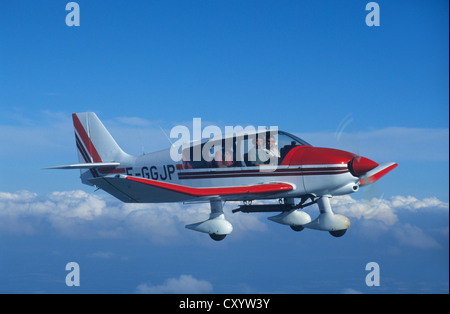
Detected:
[
  {"left": 0, "top": 189, "right": 267, "bottom": 242},
  {"left": 332, "top": 195, "right": 399, "bottom": 226},
  {"left": 332, "top": 194, "right": 449, "bottom": 226},
  {"left": 392, "top": 223, "right": 442, "bottom": 249},
  {"left": 136, "top": 275, "right": 213, "bottom": 294},
  {"left": 47, "top": 190, "right": 105, "bottom": 220},
  {"left": 0, "top": 190, "right": 109, "bottom": 237},
  {"left": 331, "top": 194, "right": 448, "bottom": 249},
  {"left": 390, "top": 195, "right": 449, "bottom": 211},
  {"left": 222, "top": 201, "right": 268, "bottom": 235},
  {"left": 0, "top": 190, "right": 37, "bottom": 201}
]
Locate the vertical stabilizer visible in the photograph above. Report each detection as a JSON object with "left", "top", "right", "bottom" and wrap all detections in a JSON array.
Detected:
[{"left": 72, "top": 112, "right": 130, "bottom": 184}]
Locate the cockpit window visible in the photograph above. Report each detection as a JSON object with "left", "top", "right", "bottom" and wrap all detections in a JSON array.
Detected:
[
  {"left": 180, "top": 130, "right": 311, "bottom": 169},
  {"left": 277, "top": 131, "right": 311, "bottom": 161}
]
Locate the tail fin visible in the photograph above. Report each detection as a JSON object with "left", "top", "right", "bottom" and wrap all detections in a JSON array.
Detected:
[
  {"left": 72, "top": 112, "right": 128, "bottom": 163},
  {"left": 72, "top": 112, "right": 130, "bottom": 185}
]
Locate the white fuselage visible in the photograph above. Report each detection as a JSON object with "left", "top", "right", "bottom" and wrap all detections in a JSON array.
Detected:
[{"left": 110, "top": 147, "right": 359, "bottom": 202}]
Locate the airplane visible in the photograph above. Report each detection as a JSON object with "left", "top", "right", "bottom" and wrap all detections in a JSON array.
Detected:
[{"left": 47, "top": 112, "right": 398, "bottom": 241}]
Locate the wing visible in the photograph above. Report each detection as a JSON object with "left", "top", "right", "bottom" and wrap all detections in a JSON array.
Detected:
[{"left": 89, "top": 175, "right": 294, "bottom": 203}]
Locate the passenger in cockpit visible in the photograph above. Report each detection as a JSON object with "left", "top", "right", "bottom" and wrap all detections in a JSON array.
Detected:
[
  {"left": 267, "top": 136, "right": 280, "bottom": 157},
  {"left": 248, "top": 136, "right": 269, "bottom": 166},
  {"left": 214, "top": 149, "right": 234, "bottom": 168}
]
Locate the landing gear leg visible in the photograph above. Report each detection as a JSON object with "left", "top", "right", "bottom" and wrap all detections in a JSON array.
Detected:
[
  {"left": 185, "top": 199, "right": 233, "bottom": 241},
  {"left": 303, "top": 195, "right": 350, "bottom": 237}
]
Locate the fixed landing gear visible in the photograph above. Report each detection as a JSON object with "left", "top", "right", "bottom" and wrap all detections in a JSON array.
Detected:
[
  {"left": 185, "top": 196, "right": 350, "bottom": 240},
  {"left": 302, "top": 196, "right": 350, "bottom": 237},
  {"left": 209, "top": 233, "right": 227, "bottom": 241},
  {"left": 266, "top": 196, "right": 350, "bottom": 237},
  {"left": 290, "top": 225, "right": 305, "bottom": 232},
  {"left": 185, "top": 200, "right": 233, "bottom": 241},
  {"left": 329, "top": 229, "right": 347, "bottom": 237}
]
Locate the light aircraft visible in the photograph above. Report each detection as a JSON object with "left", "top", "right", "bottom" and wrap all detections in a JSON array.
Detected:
[{"left": 48, "top": 112, "right": 398, "bottom": 241}]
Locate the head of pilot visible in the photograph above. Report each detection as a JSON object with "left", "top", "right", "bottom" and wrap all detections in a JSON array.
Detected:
[
  {"left": 253, "top": 135, "right": 265, "bottom": 149},
  {"left": 268, "top": 135, "right": 276, "bottom": 149}
]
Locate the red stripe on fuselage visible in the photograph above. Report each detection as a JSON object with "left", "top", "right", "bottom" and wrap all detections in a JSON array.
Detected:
[
  {"left": 72, "top": 113, "right": 102, "bottom": 163},
  {"left": 177, "top": 166, "right": 348, "bottom": 179}
]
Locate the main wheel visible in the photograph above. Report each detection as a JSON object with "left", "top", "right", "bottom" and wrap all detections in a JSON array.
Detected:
[
  {"left": 290, "top": 225, "right": 304, "bottom": 232},
  {"left": 209, "top": 233, "right": 227, "bottom": 241},
  {"left": 329, "top": 229, "right": 347, "bottom": 237}
]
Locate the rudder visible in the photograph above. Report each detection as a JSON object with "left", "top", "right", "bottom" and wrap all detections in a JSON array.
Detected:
[{"left": 72, "top": 112, "right": 128, "bottom": 163}]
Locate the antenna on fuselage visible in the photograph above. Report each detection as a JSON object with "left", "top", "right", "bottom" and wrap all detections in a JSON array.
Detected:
[{"left": 159, "top": 125, "right": 174, "bottom": 147}]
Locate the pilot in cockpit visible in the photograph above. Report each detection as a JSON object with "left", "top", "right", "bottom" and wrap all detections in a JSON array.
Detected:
[
  {"left": 214, "top": 149, "right": 234, "bottom": 168},
  {"left": 267, "top": 136, "right": 280, "bottom": 157}
]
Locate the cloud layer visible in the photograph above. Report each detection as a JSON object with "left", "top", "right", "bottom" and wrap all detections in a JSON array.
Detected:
[
  {"left": 0, "top": 189, "right": 266, "bottom": 242},
  {"left": 136, "top": 275, "right": 213, "bottom": 294},
  {"left": 332, "top": 194, "right": 449, "bottom": 226},
  {"left": 0, "top": 189, "right": 447, "bottom": 249}
]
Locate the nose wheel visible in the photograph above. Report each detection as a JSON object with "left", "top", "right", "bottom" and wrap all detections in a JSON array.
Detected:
[{"left": 302, "top": 195, "right": 351, "bottom": 237}]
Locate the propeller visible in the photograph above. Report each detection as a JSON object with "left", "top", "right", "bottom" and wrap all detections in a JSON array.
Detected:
[
  {"left": 335, "top": 113, "right": 397, "bottom": 210},
  {"left": 348, "top": 156, "right": 379, "bottom": 177}
]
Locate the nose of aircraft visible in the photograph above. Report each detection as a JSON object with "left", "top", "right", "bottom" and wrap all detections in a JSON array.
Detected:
[
  {"left": 282, "top": 146, "right": 396, "bottom": 188},
  {"left": 284, "top": 146, "right": 380, "bottom": 177},
  {"left": 348, "top": 156, "right": 379, "bottom": 177}
]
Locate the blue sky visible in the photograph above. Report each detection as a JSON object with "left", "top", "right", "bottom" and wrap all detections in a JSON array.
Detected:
[{"left": 0, "top": 0, "right": 448, "bottom": 294}]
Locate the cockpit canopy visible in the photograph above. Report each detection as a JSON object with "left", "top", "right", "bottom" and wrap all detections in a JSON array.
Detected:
[{"left": 181, "top": 130, "right": 311, "bottom": 169}]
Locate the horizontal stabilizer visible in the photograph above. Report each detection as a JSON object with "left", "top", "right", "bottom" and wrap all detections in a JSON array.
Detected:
[{"left": 44, "top": 162, "right": 121, "bottom": 170}]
